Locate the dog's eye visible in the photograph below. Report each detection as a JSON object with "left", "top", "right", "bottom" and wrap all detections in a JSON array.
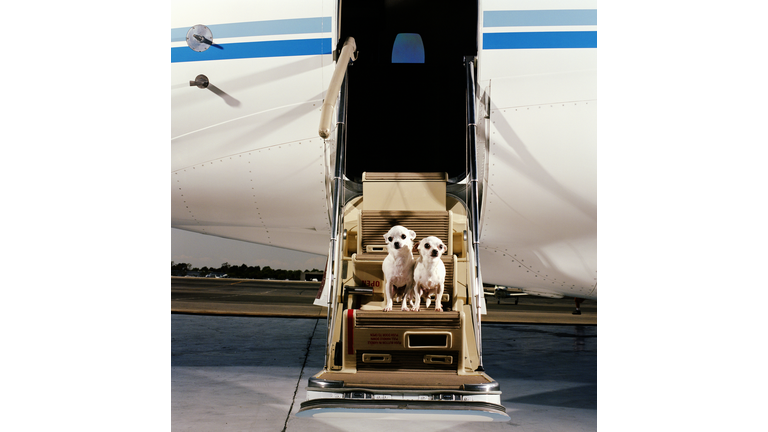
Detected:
[
  {"left": 401, "top": 234, "right": 406, "bottom": 240},
  {"left": 425, "top": 243, "right": 430, "bottom": 249},
  {"left": 438, "top": 244, "right": 443, "bottom": 249},
  {"left": 388, "top": 236, "right": 393, "bottom": 242}
]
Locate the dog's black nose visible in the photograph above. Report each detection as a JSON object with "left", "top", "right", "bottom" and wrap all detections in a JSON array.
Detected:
[
  {"left": 431, "top": 250, "right": 439, "bottom": 257},
  {"left": 394, "top": 242, "right": 400, "bottom": 249}
]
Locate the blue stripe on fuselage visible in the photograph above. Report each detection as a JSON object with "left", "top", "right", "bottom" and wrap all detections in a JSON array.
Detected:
[
  {"left": 483, "top": 31, "right": 597, "bottom": 49},
  {"left": 483, "top": 10, "right": 597, "bottom": 27},
  {"left": 171, "top": 17, "right": 332, "bottom": 42},
  {"left": 171, "top": 38, "right": 333, "bottom": 63}
]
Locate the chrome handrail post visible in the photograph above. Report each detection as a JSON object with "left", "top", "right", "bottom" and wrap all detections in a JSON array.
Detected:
[
  {"left": 465, "top": 56, "right": 484, "bottom": 371},
  {"left": 322, "top": 38, "right": 355, "bottom": 370},
  {"left": 325, "top": 73, "right": 348, "bottom": 369}
]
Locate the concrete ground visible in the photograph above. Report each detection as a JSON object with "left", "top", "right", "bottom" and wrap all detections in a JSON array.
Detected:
[{"left": 172, "top": 314, "right": 596, "bottom": 432}]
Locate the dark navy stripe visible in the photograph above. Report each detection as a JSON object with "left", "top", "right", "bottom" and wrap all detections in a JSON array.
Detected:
[
  {"left": 171, "top": 17, "right": 332, "bottom": 42},
  {"left": 171, "top": 38, "right": 333, "bottom": 63},
  {"left": 484, "top": 10, "right": 597, "bottom": 27},
  {"left": 483, "top": 31, "right": 597, "bottom": 49}
]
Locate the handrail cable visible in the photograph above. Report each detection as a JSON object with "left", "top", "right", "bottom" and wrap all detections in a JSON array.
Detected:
[
  {"left": 464, "top": 56, "right": 484, "bottom": 371},
  {"left": 322, "top": 38, "right": 354, "bottom": 370}
]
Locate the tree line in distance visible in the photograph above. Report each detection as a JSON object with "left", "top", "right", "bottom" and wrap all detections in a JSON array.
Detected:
[{"left": 171, "top": 261, "right": 322, "bottom": 281}]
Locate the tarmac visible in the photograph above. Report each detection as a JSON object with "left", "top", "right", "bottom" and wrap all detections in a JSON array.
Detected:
[
  {"left": 170, "top": 277, "right": 597, "bottom": 325},
  {"left": 172, "top": 282, "right": 597, "bottom": 431}
]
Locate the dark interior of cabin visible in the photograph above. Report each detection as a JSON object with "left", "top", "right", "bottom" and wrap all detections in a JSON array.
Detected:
[{"left": 338, "top": 0, "right": 478, "bottom": 182}]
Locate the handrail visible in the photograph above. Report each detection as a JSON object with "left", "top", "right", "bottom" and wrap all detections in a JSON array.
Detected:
[
  {"left": 319, "top": 37, "right": 357, "bottom": 139},
  {"left": 323, "top": 54, "right": 351, "bottom": 371},
  {"left": 464, "top": 56, "right": 484, "bottom": 371}
]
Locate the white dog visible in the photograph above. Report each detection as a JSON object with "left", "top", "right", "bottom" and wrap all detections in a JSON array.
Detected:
[
  {"left": 412, "top": 236, "right": 447, "bottom": 312},
  {"left": 381, "top": 225, "right": 416, "bottom": 312}
]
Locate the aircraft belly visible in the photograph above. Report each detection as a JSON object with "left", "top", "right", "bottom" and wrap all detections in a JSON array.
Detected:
[
  {"left": 171, "top": 124, "right": 331, "bottom": 255},
  {"left": 480, "top": 73, "right": 596, "bottom": 298},
  {"left": 171, "top": 101, "right": 327, "bottom": 172}
]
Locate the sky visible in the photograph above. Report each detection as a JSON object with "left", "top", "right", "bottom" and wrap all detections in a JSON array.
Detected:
[{"left": 172, "top": 228, "right": 326, "bottom": 271}]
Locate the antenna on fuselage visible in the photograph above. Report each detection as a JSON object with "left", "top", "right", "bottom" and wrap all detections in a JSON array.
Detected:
[{"left": 186, "top": 24, "right": 219, "bottom": 52}]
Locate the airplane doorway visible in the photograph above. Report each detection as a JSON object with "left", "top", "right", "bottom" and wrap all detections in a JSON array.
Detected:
[{"left": 339, "top": 0, "right": 478, "bottom": 182}]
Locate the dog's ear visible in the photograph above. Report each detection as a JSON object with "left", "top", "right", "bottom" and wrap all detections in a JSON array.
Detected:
[{"left": 408, "top": 230, "right": 416, "bottom": 240}]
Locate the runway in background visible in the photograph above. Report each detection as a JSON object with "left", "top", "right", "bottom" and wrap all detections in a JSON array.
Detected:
[{"left": 171, "top": 277, "right": 597, "bottom": 324}]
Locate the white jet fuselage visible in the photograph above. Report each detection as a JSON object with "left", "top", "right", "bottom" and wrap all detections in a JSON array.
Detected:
[{"left": 171, "top": 0, "right": 597, "bottom": 301}]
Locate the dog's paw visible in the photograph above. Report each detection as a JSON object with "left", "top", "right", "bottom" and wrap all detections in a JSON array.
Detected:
[{"left": 435, "top": 306, "right": 443, "bottom": 312}]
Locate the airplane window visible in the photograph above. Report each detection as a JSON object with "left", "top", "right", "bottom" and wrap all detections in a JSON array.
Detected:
[{"left": 392, "top": 33, "right": 425, "bottom": 63}]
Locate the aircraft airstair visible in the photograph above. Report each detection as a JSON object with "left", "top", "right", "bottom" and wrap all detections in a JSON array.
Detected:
[{"left": 296, "top": 38, "right": 508, "bottom": 422}]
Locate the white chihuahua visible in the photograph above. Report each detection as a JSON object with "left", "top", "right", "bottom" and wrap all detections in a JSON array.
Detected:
[
  {"left": 381, "top": 225, "right": 417, "bottom": 312},
  {"left": 412, "top": 236, "right": 447, "bottom": 312}
]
